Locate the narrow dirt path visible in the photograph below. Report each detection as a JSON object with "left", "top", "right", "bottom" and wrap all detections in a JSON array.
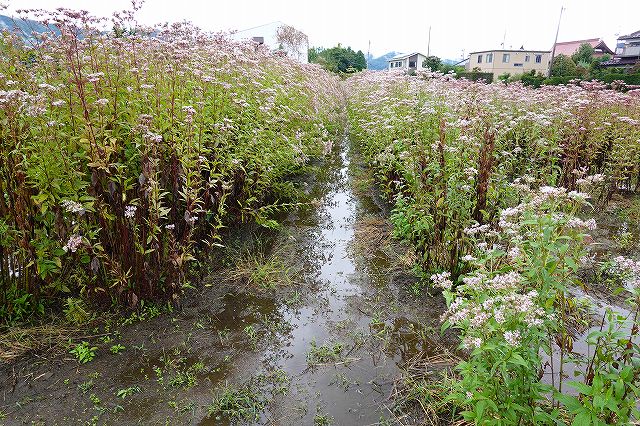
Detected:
[{"left": 0, "top": 136, "right": 451, "bottom": 425}]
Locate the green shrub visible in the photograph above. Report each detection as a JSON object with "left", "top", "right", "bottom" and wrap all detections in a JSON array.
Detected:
[{"left": 456, "top": 71, "right": 494, "bottom": 83}]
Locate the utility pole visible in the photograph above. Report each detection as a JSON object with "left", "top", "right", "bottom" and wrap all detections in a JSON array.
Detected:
[
  {"left": 367, "top": 40, "right": 371, "bottom": 69},
  {"left": 548, "top": 6, "right": 565, "bottom": 77},
  {"left": 427, "top": 26, "right": 431, "bottom": 57}
]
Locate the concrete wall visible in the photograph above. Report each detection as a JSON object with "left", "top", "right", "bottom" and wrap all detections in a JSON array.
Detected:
[{"left": 466, "top": 50, "right": 550, "bottom": 76}]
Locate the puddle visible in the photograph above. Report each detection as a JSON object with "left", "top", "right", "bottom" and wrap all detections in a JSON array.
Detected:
[{"left": 199, "top": 135, "right": 438, "bottom": 424}]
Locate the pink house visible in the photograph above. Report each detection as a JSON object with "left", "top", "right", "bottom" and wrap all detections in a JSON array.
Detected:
[{"left": 552, "top": 38, "right": 614, "bottom": 58}]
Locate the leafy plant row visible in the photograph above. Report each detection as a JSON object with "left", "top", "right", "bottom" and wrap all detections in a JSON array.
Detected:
[
  {"left": 0, "top": 10, "right": 343, "bottom": 323},
  {"left": 346, "top": 72, "right": 640, "bottom": 424},
  {"left": 346, "top": 71, "right": 640, "bottom": 277}
]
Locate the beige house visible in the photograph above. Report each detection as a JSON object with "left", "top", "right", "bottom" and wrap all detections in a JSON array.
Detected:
[{"left": 466, "top": 49, "right": 551, "bottom": 77}]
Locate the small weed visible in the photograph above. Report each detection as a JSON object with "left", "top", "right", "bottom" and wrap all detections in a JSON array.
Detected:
[
  {"left": 306, "top": 340, "right": 344, "bottom": 365},
  {"left": 226, "top": 243, "right": 296, "bottom": 290},
  {"left": 63, "top": 297, "right": 92, "bottom": 325},
  {"left": 284, "top": 290, "right": 302, "bottom": 307},
  {"left": 207, "top": 370, "right": 289, "bottom": 422},
  {"left": 120, "top": 301, "right": 162, "bottom": 326},
  {"left": 208, "top": 383, "right": 268, "bottom": 422},
  {"left": 217, "top": 327, "right": 230, "bottom": 344},
  {"left": 154, "top": 351, "right": 206, "bottom": 390},
  {"left": 168, "top": 361, "right": 205, "bottom": 389},
  {"left": 89, "top": 393, "right": 101, "bottom": 406},
  {"left": 314, "top": 413, "right": 334, "bottom": 425},
  {"left": 69, "top": 341, "right": 97, "bottom": 363},
  {"left": 110, "top": 344, "right": 126, "bottom": 354},
  {"left": 168, "top": 399, "right": 196, "bottom": 415},
  {"left": 258, "top": 312, "right": 292, "bottom": 338},
  {"left": 244, "top": 324, "right": 259, "bottom": 347},
  {"left": 331, "top": 372, "right": 356, "bottom": 391},
  {"left": 614, "top": 229, "right": 635, "bottom": 251},
  {"left": 78, "top": 379, "right": 94, "bottom": 394},
  {"left": 85, "top": 415, "right": 100, "bottom": 426},
  {"left": 116, "top": 386, "right": 141, "bottom": 399}
]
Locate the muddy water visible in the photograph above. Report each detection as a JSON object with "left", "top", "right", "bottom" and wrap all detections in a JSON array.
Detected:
[
  {"left": 197, "top": 137, "right": 434, "bottom": 424},
  {"left": 541, "top": 215, "right": 639, "bottom": 396}
]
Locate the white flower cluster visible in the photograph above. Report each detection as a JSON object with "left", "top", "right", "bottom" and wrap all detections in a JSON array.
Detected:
[
  {"left": 576, "top": 174, "right": 606, "bottom": 188},
  {"left": 503, "top": 330, "right": 521, "bottom": 347},
  {"left": 63, "top": 234, "right": 82, "bottom": 252},
  {"left": 611, "top": 256, "right": 640, "bottom": 289},
  {"left": 86, "top": 72, "right": 104, "bottom": 83},
  {"left": 431, "top": 271, "right": 453, "bottom": 290},
  {"left": 61, "top": 199, "right": 85, "bottom": 215},
  {"left": 444, "top": 289, "right": 545, "bottom": 349},
  {"left": 124, "top": 205, "right": 137, "bottom": 219},
  {"left": 464, "top": 223, "right": 490, "bottom": 236},
  {"left": 565, "top": 217, "right": 597, "bottom": 230}
]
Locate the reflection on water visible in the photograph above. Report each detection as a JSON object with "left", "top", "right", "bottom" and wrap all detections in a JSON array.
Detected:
[{"left": 198, "top": 136, "right": 445, "bottom": 425}]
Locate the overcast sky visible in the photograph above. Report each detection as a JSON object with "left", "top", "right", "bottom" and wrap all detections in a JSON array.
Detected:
[{"left": 4, "top": 0, "right": 639, "bottom": 60}]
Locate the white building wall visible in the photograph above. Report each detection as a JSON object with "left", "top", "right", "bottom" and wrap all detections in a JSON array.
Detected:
[{"left": 230, "top": 21, "right": 309, "bottom": 63}]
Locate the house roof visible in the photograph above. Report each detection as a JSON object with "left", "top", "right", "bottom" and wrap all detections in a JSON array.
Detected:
[
  {"left": 387, "top": 52, "right": 426, "bottom": 61},
  {"left": 601, "top": 57, "right": 639, "bottom": 67},
  {"left": 618, "top": 30, "right": 640, "bottom": 40},
  {"left": 553, "top": 38, "right": 614, "bottom": 55},
  {"left": 468, "top": 49, "right": 550, "bottom": 54}
]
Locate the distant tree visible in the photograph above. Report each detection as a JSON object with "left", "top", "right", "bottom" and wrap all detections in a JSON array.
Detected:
[
  {"left": 440, "top": 64, "right": 465, "bottom": 74},
  {"left": 354, "top": 50, "right": 367, "bottom": 70},
  {"left": 571, "top": 43, "right": 595, "bottom": 66},
  {"left": 308, "top": 45, "right": 367, "bottom": 73},
  {"left": 307, "top": 47, "right": 321, "bottom": 63},
  {"left": 550, "top": 54, "right": 578, "bottom": 77},
  {"left": 422, "top": 55, "right": 442, "bottom": 71}
]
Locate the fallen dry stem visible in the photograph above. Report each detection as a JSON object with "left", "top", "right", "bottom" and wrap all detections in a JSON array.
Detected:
[{"left": 0, "top": 324, "right": 79, "bottom": 362}]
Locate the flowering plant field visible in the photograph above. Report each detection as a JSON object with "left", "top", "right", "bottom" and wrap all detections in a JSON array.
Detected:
[
  {"left": 347, "top": 71, "right": 640, "bottom": 424},
  {"left": 0, "top": 9, "right": 342, "bottom": 322},
  {"left": 347, "top": 71, "right": 640, "bottom": 277}
]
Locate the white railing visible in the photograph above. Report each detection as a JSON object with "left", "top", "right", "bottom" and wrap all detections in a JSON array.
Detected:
[{"left": 620, "top": 45, "right": 640, "bottom": 57}]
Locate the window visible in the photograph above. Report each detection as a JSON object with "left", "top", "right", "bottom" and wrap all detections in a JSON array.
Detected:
[
  {"left": 409, "top": 61, "right": 416, "bottom": 67},
  {"left": 514, "top": 63, "right": 523, "bottom": 67},
  {"left": 535, "top": 54, "right": 542, "bottom": 63},
  {"left": 525, "top": 55, "right": 530, "bottom": 62},
  {"left": 397, "top": 61, "right": 402, "bottom": 67},
  {"left": 502, "top": 53, "right": 510, "bottom": 63},
  {"left": 486, "top": 53, "right": 493, "bottom": 63},
  {"left": 477, "top": 54, "right": 483, "bottom": 63}
]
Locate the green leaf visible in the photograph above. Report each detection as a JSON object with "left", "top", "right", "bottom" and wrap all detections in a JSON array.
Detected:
[
  {"left": 571, "top": 410, "right": 591, "bottom": 426},
  {"left": 555, "top": 393, "right": 582, "bottom": 412},
  {"left": 567, "top": 381, "right": 593, "bottom": 396}
]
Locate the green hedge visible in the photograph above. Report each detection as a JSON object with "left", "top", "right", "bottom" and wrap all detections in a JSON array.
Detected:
[
  {"left": 456, "top": 72, "right": 494, "bottom": 83},
  {"left": 536, "top": 74, "right": 640, "bottom": 87},
  {"left": 599, "top": 73, "right": 640, "bottom": 85}
]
